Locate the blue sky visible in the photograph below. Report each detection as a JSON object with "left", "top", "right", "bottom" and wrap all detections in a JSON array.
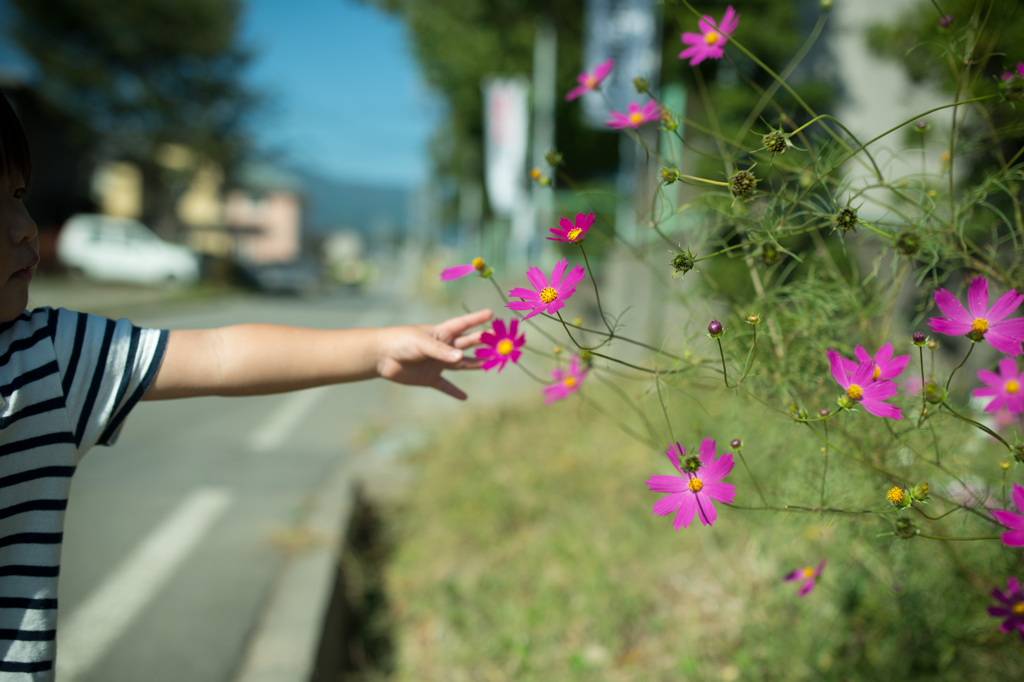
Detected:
[
  {"left": 0, "top": 0, "right": 438, "bottom": 188},
  {"left": 240, "top": 0, "right": 438, "bottom": 188}
]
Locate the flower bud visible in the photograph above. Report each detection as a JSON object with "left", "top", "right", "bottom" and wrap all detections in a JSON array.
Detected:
[
  {"left": 707, "top": 320, "right": 724, "bottom": 338},
  {"left": 1002, "top": 460, "right": 1012, "bottom": 470},
  {"left": 552, "top": 345, "right": 562, "bottom": 355},
  {"left": 632, "top": 76, "right": 650, "bottom": 94},
  {"left": 939, "top": 14, "right": 953, "bottom": 29},
  {"left": 660, "top": 109, "right": 678, "bottom": 132},
  {"left": 670, "top": 248, "right": 695, "bottom": 274},
  {"left": 746, "top": 313, "right": 760, "bottom": 325},
  {"left": 818, "top": 408, "right": 830, "bottom": 417},
  {"left": 926, "top": 340, "right": 938, "bottom": 351},
  {"left": 910, "top": 482, "right": 930, "bottom": 502},
  {"left": 894, "top": 230, "right": 921, "bottom": 256},
  {"left": 759, "top": 242, "right": 782, "bottom": 266},
  {"left": 1015, "top": 444, "right": 1024, "bottom": 464},
  {"left": 924, "top": 381, "right": 946, "bottom": 405},
  {"left": 579, "top": 349, "right": 592, "bottom": 362},
  {"left": 682, "top": 455, "right": 702, "bottom": 473},
  {"left": 544, "top": 149, "right": 564, "bottom": 167},
  {"left": 661, "top": 167, "right": 681, "bottom": 185},
  {"left": 894, "top": 517, "right": 917, "bottom": 539},
  {"left": 912, "top": 331, "right": 926, "bottom": 346},
  {"left": 730, "top": 438, "right": 742, "bottom": 450},
  {"left": 835, "top": 206, "right": 858, "bottom": 232},
  {"left": 729, "top": 169, "right": 758, "bottom": 198},
  {"left": 762, "top": 129, "right": 790, "bottom": 155},
  {"left": 914, "top": 120, "right": 930, "bottom": 133}
]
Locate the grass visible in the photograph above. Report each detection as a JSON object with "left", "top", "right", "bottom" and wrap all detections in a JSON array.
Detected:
[{"left": 369, "top": 376, "right": 1022, "bottom": 681}]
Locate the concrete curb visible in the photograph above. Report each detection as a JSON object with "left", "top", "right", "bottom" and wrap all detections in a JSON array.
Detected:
[{"left": 232, "top": 460, "right": 357, "bottom": 682}]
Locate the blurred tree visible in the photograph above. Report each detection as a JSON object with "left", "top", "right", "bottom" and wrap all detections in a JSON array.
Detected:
[{"left": 7, "top": 0, "right": 260, "bottom": 236}]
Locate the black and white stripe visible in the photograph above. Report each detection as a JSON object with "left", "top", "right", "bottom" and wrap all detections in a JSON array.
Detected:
[{"left": 0, "top": 308, "right": 166, "bottom": 680}]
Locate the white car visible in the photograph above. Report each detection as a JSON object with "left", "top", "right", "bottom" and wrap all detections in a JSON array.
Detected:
[{"left": 56, "top": 213, "right": 201, "bottom": 286}]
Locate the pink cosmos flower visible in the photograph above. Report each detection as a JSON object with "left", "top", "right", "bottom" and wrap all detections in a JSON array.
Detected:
[
  {"left": 1001, "top": 63, "right": 1024, "bottom": 81},
  {"left": 475, "top": 318, "right": 525, "bottom": 372},
  {"left": 988, "top": 577, "right": 1024, "bottom": 641},
  {"left": 605, "top": 101, "right": 662, "bottom": 129},
  {"left": 506, "top": 258, "right": 585, "bottom": 320},
  {"left": 991, "top": 483, "right": 1024, "bottom": 549},
  {"left": 543, "top": 355, "right": 587, "bottom": 403},
  {"left": 928, "top": 277, "right": 1024, "bottom": 356},
  {"left": 840, "top": 343, "right": 910, "bottom": 381},
  {"left": 440, "top": 257, "right": 487, "bottom": 281},
  {"left": 784, "top": 560, "right": 826, "bottom": 596},
  {"left": 973, "top": 357, "right": 1024, "bottom": 414},
  {"left": 647, "top": 437, "right": 736, "bottom": 529},
  {"left": 828, "top": 349, "right": 903, "bottom": 419},
  {"left": 565, "top": 59, "right": 614, "bottom": 101},
  {"left": 547, "top": 212, "right": 594, "bottom": 244},
  {"left": 678, "top": 5, "right": 740, "bottom": 66}
]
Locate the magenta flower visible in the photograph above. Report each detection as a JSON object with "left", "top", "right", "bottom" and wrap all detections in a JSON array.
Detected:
[
  {"left": 678, "top": 5, "right": 740, "bottom": 66},
  {"left": 547, "top": 212, "right": 594, "bottom": 244},
  {"left": 828, "top": 349, "right": 904, "bottom": 419},
  {"left": 440, "top": 257, "right": 487, "bottom": 281},
  {"left": 475, "top": 318, "right": 525, "bottom": 373},
  {"left": 605, "top": 101, "right": 662, "bottom": 129},
  {"left": 543, "top": 355, "right": 587, "bottom": 403},
  {"left": 991, "top": 483, "right": 1024, "bottom": 549},
  {"left": 928, "top": 277, "right": 1024, "bottom": 355},
  {"left": 784, "top": 560, "right": 826, "bottom": 596},
  {"left": 1001, "top": 63, "right": 1024, "bottom": 81},
  {"left": 973, "top": 357, "right": 1024, "bottom": 414},
  {"left": 840, "top": 343, "right": 910, "bottom": 381},
  {"left": 988, "top": 577, "right": 1024, "bottom": 641},
  {"left": 506, "top": 258, "right": 585, "bottom": 320},
  {"left": 565, "top": 59, "right": 614, "bottom": 101},
  {"left": 647, "top": 437, "right": 736, "bottom": 529}
]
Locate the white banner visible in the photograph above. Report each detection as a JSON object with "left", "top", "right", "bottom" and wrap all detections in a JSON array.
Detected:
[
  {"left": 482, "top": 77, "right": 529, "bottom": 217},
  {"left": 581, "top": 0, "right": 661, "bottom": 129}
]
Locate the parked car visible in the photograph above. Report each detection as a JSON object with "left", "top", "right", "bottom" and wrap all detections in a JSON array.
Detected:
[
  {"left": 237, "top": 258, "right": 323, "bottom": 297},
  {"left": 56, "top": 213, "right": 201, "bottom": 286}
]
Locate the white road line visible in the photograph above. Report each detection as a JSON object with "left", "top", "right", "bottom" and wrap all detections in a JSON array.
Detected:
[
  {"left": 56, "top": 487, "right": 233, "bottom": 682},
  {"left": 247, "top": 386, "right": 329, "bottom": 453}
]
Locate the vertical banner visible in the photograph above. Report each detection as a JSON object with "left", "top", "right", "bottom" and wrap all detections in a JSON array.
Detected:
[
  {"left": 482, "top": 77, "right": 530, "bottom": 217},
  {"left": 580, "top": 0, "right": 661, "bottom": 129}
]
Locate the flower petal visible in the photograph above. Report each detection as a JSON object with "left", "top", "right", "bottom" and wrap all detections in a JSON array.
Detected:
[
  {"left": 933, "top": 287, "right": 970, "bottom": 323},
  {"left": 647, "top": 474, "right": 687, "bottom": 494},
  {"left": 967, "top": 277, "right": 990, "bottom": 318},
  {"left": 988, "top": 288, "right": 1024, "bottom": 322},
  {"left": 673, "top": 493, "right": 698, "bottom": 529}
]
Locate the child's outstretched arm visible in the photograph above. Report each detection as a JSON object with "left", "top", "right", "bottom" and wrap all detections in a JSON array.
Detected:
[{"left": 143, "top": 308, "right": 494, "bottom": 401}]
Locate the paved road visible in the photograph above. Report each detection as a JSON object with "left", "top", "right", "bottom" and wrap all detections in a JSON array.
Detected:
[{"left": 40, "top": 287, "right": 515, "bottom": 682}]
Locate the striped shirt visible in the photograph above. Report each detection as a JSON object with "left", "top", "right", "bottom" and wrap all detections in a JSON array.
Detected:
[{"left": 0, "top": 307, "right": 167, "bottom": 680}]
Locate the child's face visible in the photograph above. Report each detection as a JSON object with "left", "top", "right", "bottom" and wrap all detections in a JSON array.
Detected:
[{"left": 0, "top": 171, "right": 38, "bottom": 321}]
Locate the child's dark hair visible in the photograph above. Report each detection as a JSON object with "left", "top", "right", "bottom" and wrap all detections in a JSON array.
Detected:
[{"left": 0, "top": 90, "right": 32, "bottom": 186}]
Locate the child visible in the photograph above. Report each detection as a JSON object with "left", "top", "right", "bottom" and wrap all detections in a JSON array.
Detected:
[{"left": 0, "top": 90, "right": 491, "bottom": 679}]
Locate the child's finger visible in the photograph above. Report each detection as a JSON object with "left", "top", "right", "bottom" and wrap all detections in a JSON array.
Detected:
[
  {"left": 436, "top": 308, "right": 493, "bottom": 338},
  {"left": 452, "top": 330, "right": 486, "bottom": 350},
  {"left": 434, "top": 376, "right": 467, "bottom": 400}
]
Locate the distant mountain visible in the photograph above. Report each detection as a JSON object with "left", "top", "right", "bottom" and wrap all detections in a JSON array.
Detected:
[{"left": 291, "top": 167, "right": 413, "bottom": 237}]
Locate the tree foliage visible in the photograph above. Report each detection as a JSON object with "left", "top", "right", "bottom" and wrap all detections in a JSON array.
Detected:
[{"left": 7, "top": 0, "right": 260, "bottom": 230}]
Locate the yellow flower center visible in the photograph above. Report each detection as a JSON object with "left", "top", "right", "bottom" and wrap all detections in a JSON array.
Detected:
[
  {"left": 496, "top": 339, "right": 514, "bottom": 356},
  {"left": 688, "top": 477, "right": 704, "bottom": 493},
  {"left": 802, "top": 567, "right": 815, "bottom": 579},
  {"left": 872, "top": 365, "right": 881, "bottom": 380},
  {"left": 1014, "top": 602, "right": 1024, "bottom": 615},
  {"left": 971, "top": 318, "right": 989, "bottom": 334},
  {"left": 567, "top": 227, "right": 582, "bottom": 242},
  {"left": 846, "top": 384, "right": 864, "bottom": 401},
  {"left": 704, "top": 30, "right": 720, "bottom": 45},
  {"left": 1007, "top": 380, "right": 1021, "bottom": 394},
  {"left": 564, "top": 376, "right": 576, "bottom": 388},
  {"left": 629, "top": 112, "right": 644, "bottom": 126},
  {"left": 887, "top": 486, "right": 905, "bottom": 505},
  {"left": 585, "top": 75, "right": 596, "bottom": 88},
  {"left": 539, "top": 286, "right": 558, "bottom": 304},
  {"left": 472, "top": 257, "right": 485, "bottom": 270}
]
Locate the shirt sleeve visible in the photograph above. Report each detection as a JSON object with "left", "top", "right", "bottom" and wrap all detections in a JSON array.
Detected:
[{"left": 50, "top": 307, "right": 168, "bottom": 455}]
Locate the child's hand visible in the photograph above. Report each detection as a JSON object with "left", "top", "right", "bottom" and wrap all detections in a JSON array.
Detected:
[{"left": 376, "top": 308, "right": 494, "bottom": 399}]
